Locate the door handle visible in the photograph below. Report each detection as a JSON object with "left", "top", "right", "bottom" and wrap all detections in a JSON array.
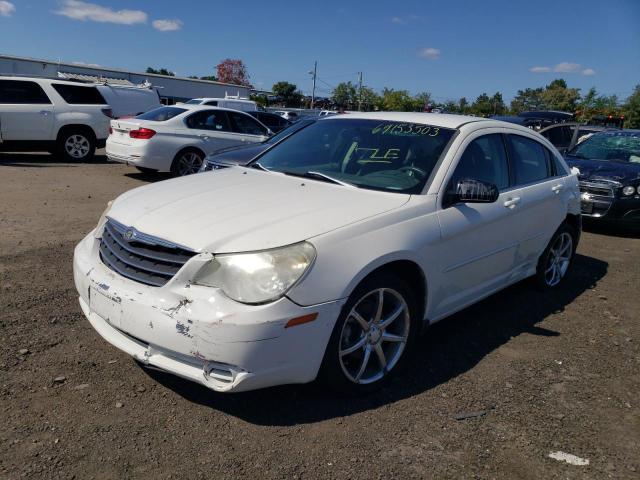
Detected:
[
  {"left": 198, "top": 134, "right": 209, "bottom": 140},
  {"left": 39, "top": 110, "right": 50, "bottom": 115},
  {"left": 551, "top": 184, "right": 564, "bottom": 194},
  {"left": 503, "top": 197, "right": 521, "bottom": 209}
]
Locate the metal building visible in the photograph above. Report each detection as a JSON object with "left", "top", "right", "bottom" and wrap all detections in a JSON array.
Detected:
[{"left": 0, "top": 54, "right": 251, "bottom": 104}]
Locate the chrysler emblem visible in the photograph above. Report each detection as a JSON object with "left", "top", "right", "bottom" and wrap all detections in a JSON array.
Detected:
[{"left": 124, "top": 229, "right": 135, "bottom": 241}]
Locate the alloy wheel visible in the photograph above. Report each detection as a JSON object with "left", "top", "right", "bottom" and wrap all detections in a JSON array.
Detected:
[
  {"left": 338, "top": 288, "right": 410, "bottom": 384},
  {"left": 544, "top": 232, "right": 573, "bottom": 287},
  {"left": 177, "top": 152, "right": 203, "bottom": 176},
  {"left": 64, "top": 134, "right": 90, "bottom": 159}
]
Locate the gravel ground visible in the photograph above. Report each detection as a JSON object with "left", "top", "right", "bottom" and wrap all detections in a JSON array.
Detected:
[{"left": 1, "top": 151, "right": 639, "bottom": 479}]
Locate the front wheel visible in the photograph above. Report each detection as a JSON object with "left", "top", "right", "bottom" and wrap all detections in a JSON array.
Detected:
[
  {"left": 319, "top": 272, "right": 420, "bottom": 394},
  {"left": 533, "top": 223, "right": 577, "bottom": 290}
]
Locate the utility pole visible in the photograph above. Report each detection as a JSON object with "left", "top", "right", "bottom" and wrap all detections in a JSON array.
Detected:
[
  {"left": 310, "top": 61, "right": 317, "bottom": 110},
  {"left": 357, "top": 71, "right": 363, "bottom": 111}
]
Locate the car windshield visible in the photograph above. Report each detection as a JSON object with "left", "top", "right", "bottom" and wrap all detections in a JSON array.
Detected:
[
  {"left": 256, "top": 119, "right": 456, "bottom": 194},
  {"left": 184, "top": 99, "right": 202, "bottom": 104},
  {"left": 567, "top": 132, "right": 640, "bottom": 164}
]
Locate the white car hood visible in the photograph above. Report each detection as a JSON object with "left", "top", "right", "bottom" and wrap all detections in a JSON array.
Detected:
[{"left": 108, "top": 168, "right": 409, "bottom": 253}]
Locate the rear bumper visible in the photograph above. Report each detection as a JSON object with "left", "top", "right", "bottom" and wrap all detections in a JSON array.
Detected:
[{"left": 105, "top": 137, "right": 172, "bottom": 171}]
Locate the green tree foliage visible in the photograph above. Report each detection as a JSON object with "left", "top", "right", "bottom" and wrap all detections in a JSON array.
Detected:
[
  {"left": 272, "top": 81, "right": 303, "bottom": 107},
  {"left": 359, "top": 86, "right": 379, "bottom": 111},
  {"left": 540, "top": 79, "right": 580, "bottom": 112},
  {"left": 458, "top": 97, "right": 469, "bottom": 114},
  {"left": 380, "top": 88, "right": 415, "bottom": 111},
  {"left": 510, "top": 87, "right": 545, "bottom": 113},
  {"left": 146, "top": 67, "right": 175, "bottom": 76},
  {"left": 332, "top": 82, "right": 357, "bottom": 108},
  {"left": 470, "top": 93, "right": 493, "bottom": 117},
  {"left": 578, "top": 87, "right": 619, "bottom": 121},
  {"left": 622, "top": 85, "right": 640, "bottom": 128}
]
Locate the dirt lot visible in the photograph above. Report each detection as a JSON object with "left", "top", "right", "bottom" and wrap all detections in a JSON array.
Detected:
[{"left": 1, "top": 151, "right": 639, "bottom": 480}]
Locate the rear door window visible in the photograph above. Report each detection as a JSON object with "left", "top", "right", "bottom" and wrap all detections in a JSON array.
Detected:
[
  {"left": 507, "top": 134, "right": 551, "bottom": 185},
  {"left": 185, "top": 110, "right": 232, "bottom": 132},
  {"left": 204, "top": 101, "right": 218, "bottom": 106},
  {"left": 0, "top": 80, "right": 51, "bottom": 104},
  {"left": 52, "top": 84, "right": 107, "bottom": 104},
  {"left": 228, "top": 111, "right": 268, "bottom": 135},
  {"left": 136, "top": 107, "right": 186, "bottom": 121}
]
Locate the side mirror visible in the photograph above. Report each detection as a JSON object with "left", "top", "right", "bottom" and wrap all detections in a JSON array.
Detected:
[{"left": 449, "top": 178, "right": 499, "bottom": 205}]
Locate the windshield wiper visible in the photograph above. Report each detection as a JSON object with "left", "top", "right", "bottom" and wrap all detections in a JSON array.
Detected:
[
  {"left": 250, "top": 162, "right": 270, "bottom": 171},
  {"left": 282, "top": 170, "right": 356, "bottom": 187}
]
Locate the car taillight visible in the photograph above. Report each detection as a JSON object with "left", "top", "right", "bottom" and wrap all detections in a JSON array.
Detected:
[
  {"left": 101, "top": 108, "right": 114, "bottom": 118},
  {"left": 129, "top": 128, "right": 156, "bottom": 139}
]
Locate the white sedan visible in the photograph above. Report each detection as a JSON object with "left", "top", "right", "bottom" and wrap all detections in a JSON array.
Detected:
[
  {"left": 106, "top": 105, "right": 270, "bottom": 176},
  {"left": 74, "top": 112, "right": 581, "bottom": 393}
]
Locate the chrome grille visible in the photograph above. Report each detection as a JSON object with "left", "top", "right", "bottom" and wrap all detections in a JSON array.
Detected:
[
  {"left": 579, "top": 181, "right": 614, "bottom": 198},
  {"left": 99, "top": 219, "right": 196, "bottom": 287}
]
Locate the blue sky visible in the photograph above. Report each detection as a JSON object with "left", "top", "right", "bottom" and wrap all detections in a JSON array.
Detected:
[{"left": 1, "top": 0, "right": 638, "bottom": 102}]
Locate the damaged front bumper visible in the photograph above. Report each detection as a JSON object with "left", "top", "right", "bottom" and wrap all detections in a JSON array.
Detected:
[{"left": 73, "top": 232, "right": 344, "bottom": 393}]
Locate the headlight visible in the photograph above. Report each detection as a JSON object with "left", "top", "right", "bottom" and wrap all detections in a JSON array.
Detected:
[
  {"left": 95, "top": 200, "right": 114, "bottom": 237},
  {"left": 622, "top": 186, "right": 636, "bottom": 196},
  {"left": 637, "top": 186, "right": 640, "bottom": 195},
  {"left": 193, "top": 242, "right": 316, "bottom": 304}
]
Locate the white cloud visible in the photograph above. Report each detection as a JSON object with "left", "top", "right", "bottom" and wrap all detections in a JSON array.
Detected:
[
  {"left": 152, "top": 19, "right": 183, "bottom": 31},
  {"left": 530, "top": 66, "right": 551, "bottom": 73},
  {"left": 418, "top": 47, "right": 441, "bottom": 60},
  {"left": 55, "top": 0, "right": 147, "bottom": 25},
  {"left": 391, "top": 16, "right": 404, "bottom": 24},
  {"left": 553, "top": 62, "right": 581, "bottom": 73},
  {"left": 391, "top": 14, "right": 420, "bottom": 24},
  {"left": 530, "top": 62, "right": 596, "bottom": 76},
  {"left": 0, "top": 1, "right": 15, "bottom": 17}
]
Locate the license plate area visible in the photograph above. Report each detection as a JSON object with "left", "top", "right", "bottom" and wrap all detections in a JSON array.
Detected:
[{"left": 90, "top": 286, "right": 123, "bottom": 327}]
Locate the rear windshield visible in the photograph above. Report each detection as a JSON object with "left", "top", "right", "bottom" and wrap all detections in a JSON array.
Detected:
[
  {"left": 185, "top": 99, "right": 202, "bottom": 104},
  {"left": 136, "top": 106, "right": 186, "bottom": 121},
  {"left": 52, "top": 84, "right": 107, "bottom": 105}
]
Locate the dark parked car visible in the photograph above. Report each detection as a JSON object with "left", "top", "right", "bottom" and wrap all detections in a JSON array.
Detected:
[
  {"left": 246, "top": 111, "right": 291, "bottom": 133},
  {"left": 539, "top": 123, "right": 615, "bottom": 155},
  {"left": 564, "top": 130, "right": 640, "bottom": 225},
  {"left": 199, "top": 118, "right": 317, "bottom": 172}
]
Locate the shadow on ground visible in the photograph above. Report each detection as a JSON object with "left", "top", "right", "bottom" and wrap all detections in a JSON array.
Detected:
[
  {"left": 142, "top": 252, "right": 608, "bottom": 425},
  {"left": 0, "top": 151, "right": 110, "bottom": 167},
  {"left": 583, "top": 218, "right": 639, "bottom": 239}
]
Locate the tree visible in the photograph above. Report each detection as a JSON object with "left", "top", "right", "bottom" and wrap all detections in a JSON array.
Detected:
[
  {"left": 332, "top": 82, "right": 357, "bottom": 108},
  {"left": 540, "top": 78, "right": 580, "bottom": 112},
  {"left": 359, "top": 86, "right": 379, "bottom": 111},
  {"left": 199, "top": 75, "right": 217, "bottom": 82},
  {"left": 622, "top": 85, "right": 640, "bottom": 128},
  {"left": 510, "top": 87, "right": 545, "bottom": 113},
  {"left": 578, "top": 87, "right": 619, "bottom": 121},
  {"left": 470, "top": 93, "right": 493, "bottom": 117},
  {"left": 216, "top": 59, "right": 251, "bottom": 86},
  {"left": 272, "top": 81, "right": 303, "bottom": 107},
  {"left": 146, "top": 67, "right": 174, "bottom": 76},
  {"left": 490, "top": 92, "right": 506, "bottom": 115},
  {"left": 412, "top": 92, "right": 432, "bottom": 111},
  {"left": 458, "top": 97, "right": 469, "bottom": 114},
  {"left": 380, "top": 88, "right": 414, "bottom": 111}
]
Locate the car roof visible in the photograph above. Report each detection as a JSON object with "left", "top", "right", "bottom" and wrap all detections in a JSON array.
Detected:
[
  {"left": 169, "top": 104, "right": 255, "bottom": 115},
  {"left": 321, "top": 111, "right": 486, "bottom": 129},
  {"left": 192, "top": 97, "right": 254, "bottom": 102}
]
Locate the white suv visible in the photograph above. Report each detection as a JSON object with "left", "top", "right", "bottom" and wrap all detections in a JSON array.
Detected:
[{"left": 0, "top": 76, "right": 112, "bottom": 161}]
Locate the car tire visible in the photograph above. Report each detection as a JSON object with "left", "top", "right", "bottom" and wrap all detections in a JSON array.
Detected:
[
  {"left": 318, "top": 272, "right": 421, "bottom": 394},
  {"left": 57, "top": 129, "right": 96, "bottom": 162},
  {"left": 170, "top": 148, "right": 205, "bottom": 177},
  {"left": 533, "top": 223, "right": 577, "bottom": 290}
]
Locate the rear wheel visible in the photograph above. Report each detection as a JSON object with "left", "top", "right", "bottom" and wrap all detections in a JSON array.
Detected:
[
  {"left": 170, "top": 149, "right": 204, "bottom": 177},
  {"left": 57, "top": 130, "right": 95, "bottom": 161},
  {"left": 533, "top": 223, "right": 577, "bottom": 290},
  {"left": 319, "top": 272, "right": 420, "bottom": 394}
]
